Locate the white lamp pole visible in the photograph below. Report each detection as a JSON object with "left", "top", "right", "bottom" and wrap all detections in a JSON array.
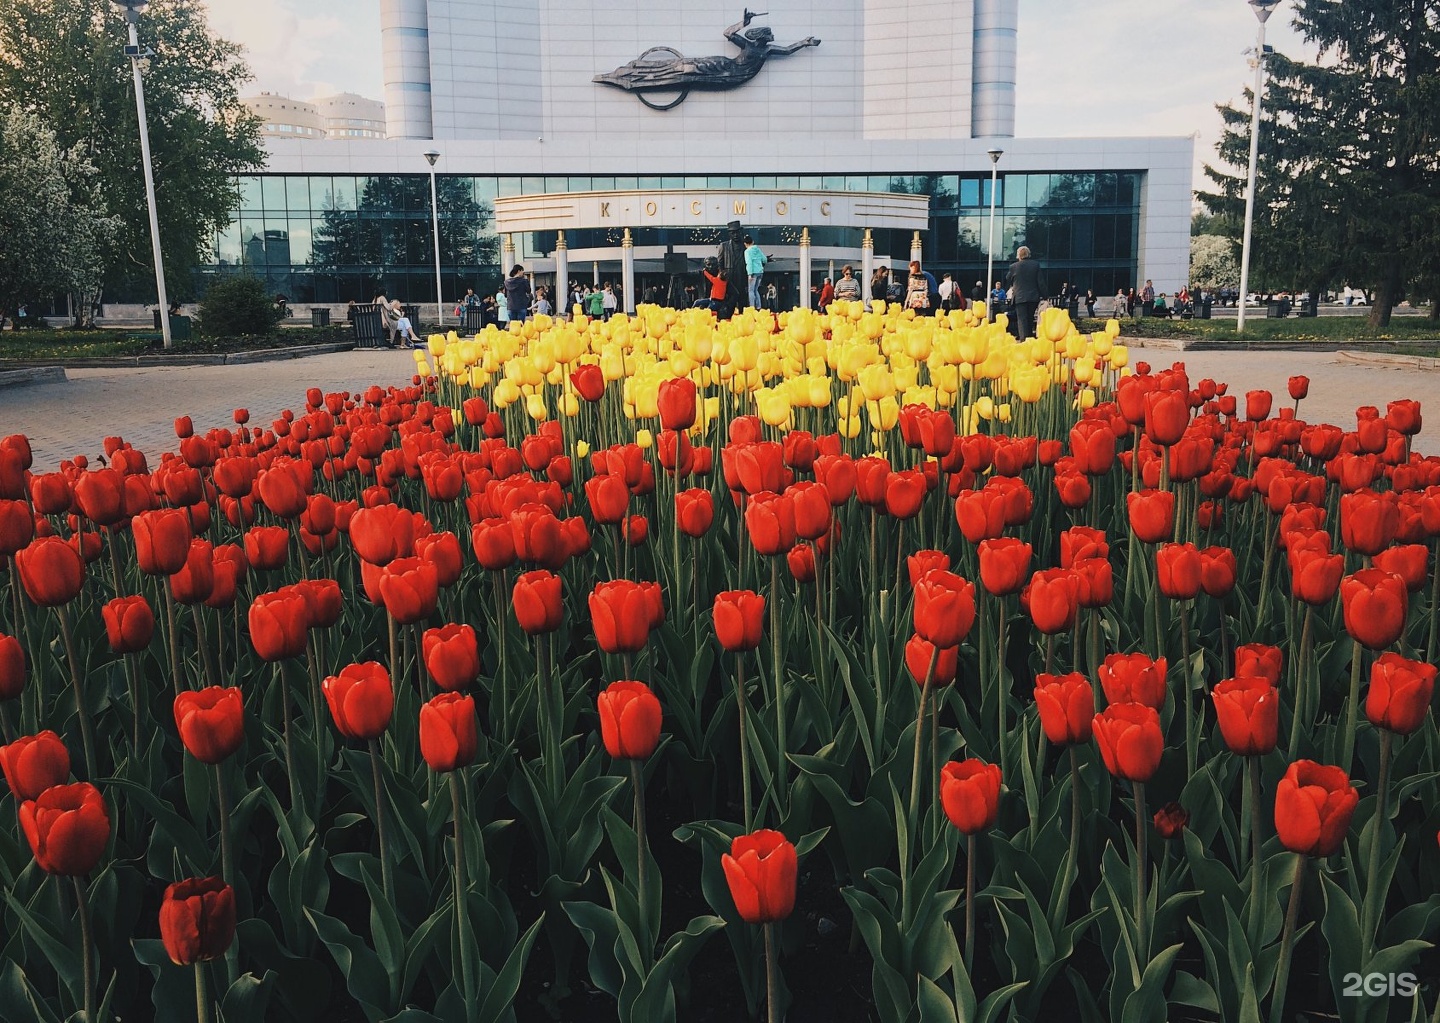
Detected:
[
  {"left": 985, "top": 147, "right": 1003, "bottom": 321},
  {"left": 424, "top": 149, "right": 444, "bottom": 327},
  {"left": 113, "top": 0, "right": 172, "bottom": 348},
  {"left": 1236, "top": 0, "right": 1279, "bottom": 333}
]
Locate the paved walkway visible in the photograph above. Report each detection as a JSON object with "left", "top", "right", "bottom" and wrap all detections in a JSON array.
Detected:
[{"left": 0, "top": 346, "right": 1434, "bottom": 470}]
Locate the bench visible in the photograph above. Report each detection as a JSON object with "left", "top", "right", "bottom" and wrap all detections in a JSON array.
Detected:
[{"left": 352, "top": 304, "right": 388, "bottom": 349}]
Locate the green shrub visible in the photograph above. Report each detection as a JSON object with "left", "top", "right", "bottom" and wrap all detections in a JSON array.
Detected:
[{"left": 196, "top": 274, "right": 282, "bottom": 337}]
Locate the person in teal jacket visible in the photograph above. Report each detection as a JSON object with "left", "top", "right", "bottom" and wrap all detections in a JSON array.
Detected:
[{"left": 744, "top": 235, "right": 768, "bottom": 309}]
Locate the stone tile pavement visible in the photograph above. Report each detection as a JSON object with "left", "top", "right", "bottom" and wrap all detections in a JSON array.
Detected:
[{"left": 0, "top": 346, "right": 1435, "bottom": 470}]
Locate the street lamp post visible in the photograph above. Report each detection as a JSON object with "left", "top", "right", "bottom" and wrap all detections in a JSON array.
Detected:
[
  {"left": 424, "top": 150, "right": 444, "bottom": 328},
  {"left": 985, "top": 148, "right": 1003, "bottom": 321},
  {"left": 112, "top": 0, "right": 172, "bottom": 348},
  {"left": 1236, "top": 0, "right": 1280, "bottom": 333}
]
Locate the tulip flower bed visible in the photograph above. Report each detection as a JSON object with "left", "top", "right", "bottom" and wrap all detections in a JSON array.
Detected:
[{"left": 1, "top": 301, "right": 1439, "bottom": 1023}]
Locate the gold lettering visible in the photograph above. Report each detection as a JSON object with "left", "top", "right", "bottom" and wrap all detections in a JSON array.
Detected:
[
  {"left": 775, "top": 201, "right": 788, "bottom": 216},
  {"left": 645, "top": 201, "right": 657, "bottom": 216},
  {"left": 820, "top": 201, "right": 832, "bottom": 217},
  {"left": 733, "top": 200, "right": 747, "bottom": 215},
  {"left": 691, "top": 200, "right": 702, "bottom": 215},
  {"left": 600, "top": 202, "right": 611, "bottom": 217}
]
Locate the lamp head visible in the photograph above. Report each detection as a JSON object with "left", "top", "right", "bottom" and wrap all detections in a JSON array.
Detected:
[
  {"left": 423, "top": 149, "right": 440, "bottom": 166},
  {"left": 111, "top": 0, "right": 148, "bottom": 7},
  {"left": 1249, "top": 0, "right": 1280, "bottom": 23},
  {"left": 987, "top": 148, "right": 1003, "bottom": 162}
]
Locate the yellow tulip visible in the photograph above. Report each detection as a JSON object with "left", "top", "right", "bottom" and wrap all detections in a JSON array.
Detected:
[
  {"left": 857, "top": 364, "right": 895, "bottom": 402},
  {"left": 525, "top": 393, "right": 548, "bottom": 421},
  {"left": 997, "top": 403, "right": 1012, "bottom": 422},
  {"left": 1109, "top": 344, "right": 1129, "bottom": 369},
  {"left": 427, "top": 334, "right": 447, "bottom": 356},
  {"left": 974, "top": 395, "right": 995, "bottom": 421},
  {"left": 493, "top": 378, "right": 521, "bottom": 409},
  {"left": 561, "top": 392, "right": 580, "bottom": 417},
  {"left": 867, "top": 395, "right": 899, "bottom": 431},
  {"left": 574, "top": 439, "right": 591, "bottom": 459},
  {"left": 635, "top": 428, "right": 654, "bottom": 449},
  {"left": 1074, "top": 388, "right": 1097, "bottom": 411},
  {"left": 1073, "top": 356, "right": 1097, "bottom": 385}
]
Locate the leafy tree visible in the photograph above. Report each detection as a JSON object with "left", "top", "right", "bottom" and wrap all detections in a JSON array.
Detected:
[
  {"left": 1198, "top": 0, "right": 1440, "bottom": 325},
  {"left": 195, "top": 273, "right": 281, "bottom": 337},
  {"left": 0, "top": 0, "right": 264, "bottom": 304},
  {"left": 0, "top": 107, "right": 118, "bottom": 324},
  {"left": 1189, "top": 235, "right": 1240, "bottom": 290}
]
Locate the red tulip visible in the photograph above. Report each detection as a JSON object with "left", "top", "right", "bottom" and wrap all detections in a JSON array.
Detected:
[
  {"left": 571, "top": 364, "right": 604, "bottom": 402},
  {"left": 19, "top": 782, "right": 110, "bottom": 875},
  {"left": 904, "top": 634, "right": 959, "bottom": 685},
  {"left": 912, "top": 570, "right": 977, "bottom": 649},
  {"left": 422, "top": 624, "right": 481, "bottom": 691},
  {"left": 787, "top": 543, "right": 817, "bottom": 583},
  {"left": 590, "top": 580, "right": 656, "bottom": 654},
  {"left": 1287, "top": 376, "right": 1309, "bottom": 400},
  {"left": 1366, "top": 652, "right": 1436, "bottom": 735},
  {"left": 159, "top": 877, "right": 236, "bottom": 965},
  {"left": 0, "top": 731, "right": 69, "bottom": 800},
  {"left": 244, "top": 525, "right": 289, "bottom": 572},
  {"left": 884, "top": 469, "right": 927, "bottom": 520},
  {"left": 1234, "top": 643, "right": 1282, "bottom": 685},
  {"left": 513, "top": 570, "right": 564, "bottom": 635},
  {"left": 1211, "top": 676, "right": 1279, "bottom": 755},
  {"left": 939, "top": 758, "right": 1002, "bottom": 834},
  {"left": 173, "top": 687, "right": 245, "bottom": 764},
  {"left": 585, "top": 473, "right": 630, "bottom": 525},
  {"left": 722, "top": 829, "right": 797, "bottom": 924},
  {"left": 471, "top": 518, "right": 516, "bottom": 570},
  {"left": 657, "top": 377, "right": 697, "bottom": 431},
  {"left": 73, "top": 469, "right": 126, "bottom": 527},
  {"left": 0, "top": 632, "right": 24, "bottom": 699},
  {"left": 1152, "top": 802, "right": 1189, "bottom": 839},
  {"left": 1033, "top": 672, "right": 1094, "bottom": 745},
  {"left": 1092, "top": 703, "right": 1164, "bottom": 782},
  {"left": 14, "top": 536, "right": 84, "bottom": 607},
  {"left": 1289, "top": 547, "right": 1344, "bottom": 605},
  {"left": 323, "top": 662, "right": 394, "bottom": 741},
  {"left": 1199, "top": 546, "right": 1237, "bottom": 597},
  {"left": 378, "top": 556, "right": 439, "bottom": 625},
  {"left": 292, "top": 577, "right": 342, "bottom": 629},
  {"left": 1099, "top": 652, "right": 1168, "bottom": 711},
  {"left": 349, "top": 504, "right": 415, "bottom": 566},
  {"left": 1273, "top": 760, "right": 1357, "bottom": 857},
  {"left": 978, "top": 537, "right": 1032, "bottom": 596},
  {"left": 676, "top": 489, "right": 715, "bottom": 537},
  {"left": 744, "top": 491, "right": 796, "bottom": 555},
  {"left": 248, "top": 589, "right": 309, "bottom": 661},
  {"left": 169, "top": 538, "right": 215, "bottom": 606},
  {"left": 1154, "top": 542, "right": 1202, "bottom": 600},
  {"left": 1127, "top": 490, "right": 1175, "bottom": 544},
  {"left": 789, "top": 482, "right": 832, "bottom": 540},
  {"left": 1059, "top": 526, "right": 1109, "bottom": 569},
  {"left": 597, "top": 680, "right": 662, "bottom": 759},
  {"left": 1245, "top": 390, "right": 1273, "bottom": 422},
  {"left": 714, "top": 590, "right": 765, "bottom": 652},
  {"left": 1372, "top": 544, "right": 1428, "bottom": 593},
  {"left": 954, "top": 487, "right": 1007, "bottom": 544},
  {"left": 1340, "top": 491, "right": 1398, "bottom": 557},
  {"left": 1022, "top": 568, "right": 1080, "bottom": 634},
  {"left": 256, "top": 462, "right": 308, "bottom": 519},
  {"left": 1143, "top": 389, "right": 1189, "bottom": 446},
  {"left": 1069, "top": 420, "right": 1116, "bottom": 475},
  {"left": 1386, "top": 399, "right": 1422, "bottom": 436},
  {"left": 0, "top": 499, "right": 35, "bottom": 555},
  {"left": 419, "top": 692, "right": 478, "bottom": 771},
  {"left": 1340, "top": 569, "right": 1408, "bottom": 649}
]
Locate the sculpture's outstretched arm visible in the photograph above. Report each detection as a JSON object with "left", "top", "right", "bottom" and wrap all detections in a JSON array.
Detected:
[{"left": 769, "top": 36, "right": 820, "bottom": 55}]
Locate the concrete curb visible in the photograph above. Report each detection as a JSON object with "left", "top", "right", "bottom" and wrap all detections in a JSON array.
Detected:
[
  {"left": 1336, "top": 350, "right": 1440, "bottom": 372},
  {"left": 1128, "top": 336, "right": 1440, "bottom": 353},
  {"left": 0, "top": 366, "right": 66, "bottom": 389},
  {"left": 0, "top": 342, "right": 356, "bottom": 370}
]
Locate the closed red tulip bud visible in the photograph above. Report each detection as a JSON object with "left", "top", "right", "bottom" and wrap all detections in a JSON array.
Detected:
[
  {"left": 0, "top": 499, "right": 35, "bottom": 556},
  {"left": 1287, "top": 376, "right": 1309, "bottom": 400},
  {"left": 1212, "top": 676, "right": 1279, "bottom": 755},
  {"left": 1058, "top": 526, "right": 1108, "bottom": 569},
  {"left": 571, "top": 364, "right": 605, "bottom": 402},
  {"left": 884, "top": 469, "right": 926, "bottom": 520},
  {"left": 414, "top": 531, "right": 462, "bottom": 588},
  {"left": 1022, "top": 568, "right": 1080, "bottom": 634},
  {"left": 173, "top": 687, "right": 245, "bottom": 764},
  {"left": 323, "top": 662, "right": 394, "bottom": 741},
  {"left": 563, "top": 517, "right": 592, "bottom": 558},
  {"left": 1273, "top": 760, "right": 1357, "bottom": 857},
  {"left": 1072, "top": 556, "right": 1114, "bottom": 608},
  {"left": 658, "top": 377, "right": 698, "bottom": 431},
  {"left": 1069, "top": 420, "right": 1116, "bottom": 475},
  {"left": 244, "top": 525, "right": 289, "bottom": 572},
  {"left": 1093, "top": 703, "right": 1164, "bottom": 782},
  {"left": 1143, "top": 389, "right": 1190, "bottom": 446},
  {"left": 906, "top": 550, "right": 950, "bottom": 587},
  {"left": 1034, "top": 672, "right": 1094, "bottom": 745},
  {"left": 19, "top": 782, "right": 110, "bottom": 875},
  {"left": 29, "top": 472, "right": 72, "bottom": 516},
  {"left": 1152, "top": 802, "right": 1189, "bottom": 839},
  {"left": 787, "top": 542, "right": 817, "bottom": 583},
  {"left": 1199, "top": 546, "right": 1237, "bottom": 597},
  {"left": 159, "top": 877, "right": 236, "bottom": 965},
  {"left": 349, "top": 504, "right": 415, "bottom": 566},
  {"left": 73, "top": 469, "right": 126, "bottom": 527},
  {"left": 940, "top": 758, "right": 1001, "bottom": 834},
  {"left": 814, "top": 454, "right": 856, "bottom": 505},
  {"left": 509, "top": 503, "right": 568, "bottom": 568},
  {"left": 722, "top": 829, "right": 797, "bottom": 924},
  {"left": 714, "top": 590, "right": 765, "bottom": 652},
  {"left": 1127, "top": 490, "right": 1175, "bottom": 544},
  {"left": 0, "top": 731, "right": 69, "bottom": 800},
  {"left": 623, "top": 515, "right": 649, "bottom": 547},
  {"left": 168, "top": 538, "right": 214, "bottom": 606},
  {"left": 248, "top": 589, "right": 309, "bottom": 661},
  {"left": 676, "top": 488, "right": 715, "bottom": 537},
  {"left": 1372, "top": 544, "right": 1428, "bottom": 592},
  {"left": 1245, "top": 389, "right": 1273, "bottom": 422},
  {"left": 1386, "top": 399, "right": 1421, "bottom": 436},
  {"left": 1289, "top": 548, "right": 1344, "bottom": 605},
  {"left": 954, "top": 487, "right": 1007, "bottom": 544},
  {"left": 1234, "top": 643, "right": 1282, "bottom": 685},
  {"left": 1099, "top": 652, "right": 1168, "bottom": 710},
  {"left": 1341, "top": 569, "right": 1408, "bottom": 649},
  {"left": 590, "top": 579, "right": 655, "bottom": 654},
  {"left": 132, "top": 508, "right": 192, "bottom": 575},
  {"left": 0, "top": 631, "right": 23, "bottom": 699},
  {"left": 585, "top": 473, "right": 630, "bottom": 525},
  {"left": 853, "top": 456, "right": 891, "bottom": 507},
  {"left": 1340, "top": 491, "right": 1398, "bottom": 557},
  {"left": 256, "top": 462, "right": 309, "bottom": 519},
  {"left": 978, "top": 537, "right": 1032, "bottom": 596},
  {"left": 728, "top": 441, "right": 786, "bottom": 496},
  {"left": 1366, "top": 652, "right": 1437, "bottom": 735},
  {"left": 15, "top": 536, "right": 84, "bottom": 606},
  {"left": 513, "top": 570, "right": 564, "bottom": 635},
  {"left": 912, "top": 569, "right": 977, "bottom": 649},
  {"left": 904, "top": 634, "right": 958, "bottom": 685},
  {"left": 744, "top": 491, "right": 796, "bottom": 555},
  {"left": 379, "top": 556, "right": 439, "bottom": 625},
  {"left": 789, "top": 482, "right": 832, "bottom": 540},
  {"left": 422, "top": 623, "right": 481, "bottom": 691},
  {"left": 1155, "top": 542, "right": 1202, "bottom": 600},
  {"left": 471, "top": 518, "right": 516, "bottom": 570},
  {"left": 419, "top": 692, "right": 478, "bottom": 771},
  {"left": 292, "top": 577, "right": 342, "bottom": 629},
  {"left": 597, "top": 680, "right": 662, "bottom": 759}
]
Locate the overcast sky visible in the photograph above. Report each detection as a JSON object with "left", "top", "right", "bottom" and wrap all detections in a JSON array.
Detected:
[{"left": 203, "top": 0, "right": 1315, "bottom": 191}]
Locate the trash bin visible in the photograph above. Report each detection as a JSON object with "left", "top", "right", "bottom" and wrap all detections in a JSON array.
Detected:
[
  {"left": 1267, "top": 302, "right": 1286, "bottom": 318},
  {"left": 463, "top": 307, "right": 485, "bottom": 334},
  {"left": 154, "top": 310, "right": 191, "bottom": 340},
  {"left": 1200, "top": 296, "right": 1212, "bottom": 319},
  {"left": 311, "top": 307, "right": 331, "bottom": 328}
]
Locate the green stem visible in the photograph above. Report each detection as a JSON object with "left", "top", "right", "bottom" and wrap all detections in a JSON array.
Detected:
[
  {"left": 1066, "top": 746, "right": 1082, "bottom": 898},
  {"left": 1287, "top": 608, "right": 1314, "bottom": 756},
  {"left": 1180, "top": 600, "right": 1194, "bottom": 782},
  {"left": 1269, "top": 855, "right": 1308, "bottom": 1023},
  {"left": 907, "top": 648, "right": 939, "bottom": 857},
  {"left": 770, "top": 558, "right": 786, "bottom": 818},
  {"left": 449, "top": 770, "right": 476, "bottom": 1008},
  {"left": 996, "top": 602, "right": 1008, "bottom": 776},
  {"left": 275, "top": 661, "right": 299, "bottom": 811},
  {"left": 165, "top": 584, "right": 182, "bottom": 694},
  {"left": 1428, "top": 538, "right": 1440, "bottom": 664},
  {"left": 736, "top": 654, "right": 753, "bottom": 832},
  {"left": 195, "top": 961, "right": 213, "bottom": 1023},
  {"left": 191, "top": 605, "right": 219, "bottom": 689},
  {"left": 630, "top": 758, "right": 651, "bottom": 964},
  {"left": 56, "top": 606, "right": 98, "bottom": 781},
  {"left": 1134, "top": 781, "right": 1148, "bottom": 961},
  {"left": 369, "top": 737, "right": 395, "bottom": 900},
  {"left": 125, "top": 651, "right": 143, "bottom": 755},
  {"left": 72, "top": 875, "right": 95, "bottom": 1022},
  {"left": 764, "top": 922, "right": 781, "bottom": 1023},
  {"left": 1256, "top": 515, "right": 1276, "bottom": 631},
  {"left": 1248, "top": 755, "right": 1263, "bottom": 943},
  {"left": 1340, "top": 639, "right": 1364, "bottom": 773},
  {"left": 1361, "top": 729, "right": 1393, "bottom": 952},
  {"left": 964, "top": 831, "right": 977, "bottom": 973}
]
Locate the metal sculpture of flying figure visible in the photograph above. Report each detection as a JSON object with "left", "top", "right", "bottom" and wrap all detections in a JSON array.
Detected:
[{"left": 594, "top": 9, "right": 820, "bottom": 110}]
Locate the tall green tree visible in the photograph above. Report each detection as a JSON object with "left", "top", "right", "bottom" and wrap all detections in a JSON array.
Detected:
[
  {"left": 0, "top": 107, "right": 118, "bottom": 322},
  {"left": 1199, "top": 0, "right": 1440, "bottom": 325},
  {"left": 0, "top": 0, "right": 264, "bottom": 304}
]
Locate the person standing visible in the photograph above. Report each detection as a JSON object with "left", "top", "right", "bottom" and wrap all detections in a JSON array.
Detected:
[
  {"left": 495, "top": 285, "right": 509, "bottom": 326},
  {"left": 938, "top": 272, "right": 956, "bottom": 311},
  {"left": 870, "top": 267, "right": 890, "bottom": 304},
  {"left": 718, "top": 221, "right": 747, "bottom": 316},
  {"left": 989, "top": 280, "right": 1006, "bottom": 317},
  {"left": 905, "top": 260, "right": 936, "bottom": 312},
  {"left": 971, "top": 279, "right": 986, "bottom": 306},
  {"left": 1113, "top": 288, "right": 1127, "bottom": 317},
  {"left": 1004, "top": 245, "right": 1047, "bottom": 341},
  {"left": 534, "top": 287, "right": 552, "bottom": 317},
  {"left": 817, "top": 277, "right": 834, "bottom": 312},
  {"left": 743, "top": 235, "right": 768, "bottom": 309},
  {"left": 504, "top": 265, "right": 532, "bottom": 324},
  {"left": 1084, "top": 289, "right": 1097, "bottom": 318},
  {"left": 833, "top": 265, "right": 861, "bottom": 303},
  {"left": 602, "top": 282, "right": 618, "bottom": 320}
]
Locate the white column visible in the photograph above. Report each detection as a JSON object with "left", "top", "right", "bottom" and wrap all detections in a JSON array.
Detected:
[
  {"left": 593, "top": 261, "right": 600, "bottom": 287},
  {"left": 503, "top": 234, "right": 516, "bottom": 270},
  {"left": 910, "top": 230, "right": 923, "bottom": 266},
  {"left": 621, "top": 229, "right": 636, "bottom": 314},
  {"left": 799, "top": 228, "right": 812, "bottom": 310},
  {"left": 553, "top": 231, "right": 569, "bottom": 317},
  {"left": 861, "top": 229, "right": 874, "bottom": 310}
]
